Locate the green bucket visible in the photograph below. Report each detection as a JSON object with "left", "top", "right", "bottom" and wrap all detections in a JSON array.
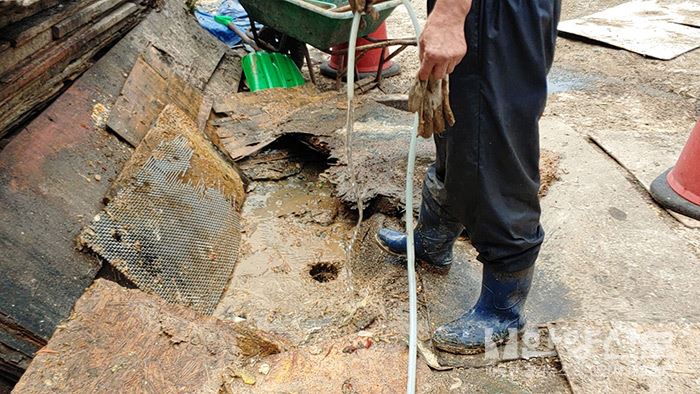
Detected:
[{"left": 242, "top": 51, "right": 306, "bottom": 92}]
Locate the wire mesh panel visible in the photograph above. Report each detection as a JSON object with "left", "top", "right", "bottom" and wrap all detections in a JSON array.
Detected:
[{"left": 81, "top": 136, "right": 241, "bottom": 314}]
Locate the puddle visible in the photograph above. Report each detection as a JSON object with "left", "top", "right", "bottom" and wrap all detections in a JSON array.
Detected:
[
  {"left": 215, "top": 158, "right": 360, "bottom": 344},
  {"left": 547, "top": 67, "right": 597, "bottom": 94}
]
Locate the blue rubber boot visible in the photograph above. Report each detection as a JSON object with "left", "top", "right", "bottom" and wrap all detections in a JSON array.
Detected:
[
  {"left": 375, "top": 193, "right": 463, "bottom": 274},
  {"left": 432, "top": 264, "right": 534, "bottom": 354}
]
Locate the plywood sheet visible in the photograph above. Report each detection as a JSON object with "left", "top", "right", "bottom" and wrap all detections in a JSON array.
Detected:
[
  {"left": 13, "top": 279, "right": 285, "bottom": 393},
  {"left": 558, "top": 0, "right": 700, "bottom": 60},
  {"left": 549, "top": 320, "right": 700, "bottom": 393},
  {"left": 107, "top": 49, "right": 204, "bottom": 147},
  {"left": 588, "top": 128, "right": 700, "bottom": 228}
]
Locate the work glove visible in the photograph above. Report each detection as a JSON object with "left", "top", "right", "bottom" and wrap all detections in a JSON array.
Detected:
[
  {"left": 407, "top": 75, "right": 455, "bottom": 138},
  {"left": 348, "top": 0, "right": 379, "bottom": 19}
]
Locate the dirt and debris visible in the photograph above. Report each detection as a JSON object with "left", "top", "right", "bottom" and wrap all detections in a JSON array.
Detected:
[
  {"left": 539, "top": 149, "right": 560, "bottom": 198},
  {"left": 224, "top": 334, "right": 427, "bottom": 393}
]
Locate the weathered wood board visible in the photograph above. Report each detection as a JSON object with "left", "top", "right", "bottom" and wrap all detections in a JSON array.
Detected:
[
  {"left": 549, "top": 320, "right": 700, "bottom": 393},
  {"left": 206, "top": 86, "right": 343, "bottom": 161},
  {"left": 107, "top": 49, "right": 205, "bottom": 147},
  {"left": 206, "top": 88, "right": 433, "bottom": 210},
  {"left": 0, "top": 28, "right": 53, "bottom": 74},
  {"left": 0, "top": 2, "right": 147, "bottom": 135},
  {"left": 0, "top": 0, "right": 227, "bottom": 137},
  {"left": 13, "top": 279, "right": 285, "bottom": 393},
  {"left": 52, "top": 0, "right": 127, "bottom": 39},
  {"left": 203, "top": 49, "right": 245, "bottom": 101},
  {"left": 558, "top": 0, "right": 700, "bottom": 60},
  {"left": 588, "top": 128, "right": 700, "bottom": 228},
  {"left": 0, "top": 0, "right": 96, "bottom": 47},
  {"left": 0, "top": 0, "right": 62, "bottom": 30},
  {"left": 0, "top": 2, "right": 140, "bottom": 98}
]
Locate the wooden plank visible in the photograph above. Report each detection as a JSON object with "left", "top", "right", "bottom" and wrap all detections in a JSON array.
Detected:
[
  {"left": 0, "top": 0, "right": 97, "bottom": 47},
  {"left": 131, "top": 9, "right": 226, "bottom": 91},
  {"left": 0, "top": 2, "right": 141, "bottom": 98},
  {"left": 0, "top": 4, "right": 145, "bottom": 382},
  {"left": 0, "top": 0, "right": 61, "bottom": 30},
  {"left": 203, "top": 49, "right": 245, "bottom": 101},
  {"left": 51, "top": 0, "right": 127, "bottom": 39},
  {"left": 549, "top": 320, "right": 700, "bottom": 393},
  {"left": 0, "top": 28, "right": 53, "bottom": 76},
  {"left": 588, "top": 129, "right": 700, "bottom": 228},
  {"left": 0, "top": 342, "right": 32, "bottom": 383},
  {"left": 106, "top": 49, "right": 204, "bottom": 146},
  {"left": 0, "top": 2, "right": 145, "bottom": 135},
  {"left": 12, "top": 279, "right": 285, "bottom": 393}
]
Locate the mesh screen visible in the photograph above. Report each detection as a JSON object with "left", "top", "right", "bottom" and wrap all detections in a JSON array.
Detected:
[{"left": 81, "top": 136, "right": 241, "bottom": 314}]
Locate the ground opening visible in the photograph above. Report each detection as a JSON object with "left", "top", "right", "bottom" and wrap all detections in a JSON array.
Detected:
[{"left": 309, "top": 262, "right": 339, "bottom": 283}]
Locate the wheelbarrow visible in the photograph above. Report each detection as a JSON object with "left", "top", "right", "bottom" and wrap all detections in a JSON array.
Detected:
[{"left": 239, "top": 0, "right": 416, "bottom": 89}]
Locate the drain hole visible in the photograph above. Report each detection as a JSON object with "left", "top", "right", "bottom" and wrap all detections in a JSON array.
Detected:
[{"left": 309, "top": 262, "right": 339, "bottom": 283}]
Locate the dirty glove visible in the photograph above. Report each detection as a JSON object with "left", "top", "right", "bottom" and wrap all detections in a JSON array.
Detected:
[
  {"left": 348, "top": 0, "right": 379, "bottom": 19},
  {"left": 407, "top": 75, "right": 455, "bottom": 138}
]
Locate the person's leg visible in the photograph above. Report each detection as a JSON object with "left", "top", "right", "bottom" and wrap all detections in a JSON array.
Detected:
[
  {"left": 376, "top": 164, "right": 464, "bottom": 273},
  {"left": 374, "top": 0, "right": 480, "bottom": 272},
  {"left": 432, "top": 0, "right": 561, "bottom": 353}
]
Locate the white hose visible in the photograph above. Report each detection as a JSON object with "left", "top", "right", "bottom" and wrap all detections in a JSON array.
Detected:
[
  {"left": 343, "top": 12, "right": 363, "bottom": 292},
  {"left": 345, "top": 5, "right": 422, "bottom": 394},
  {"left": 400, "top": 2, "right": 422, "bottom": 394}
]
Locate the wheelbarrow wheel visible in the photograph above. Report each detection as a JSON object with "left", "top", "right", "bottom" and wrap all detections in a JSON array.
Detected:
[{"left": 257, "top": 27, "right": 306, "bottom": 69}]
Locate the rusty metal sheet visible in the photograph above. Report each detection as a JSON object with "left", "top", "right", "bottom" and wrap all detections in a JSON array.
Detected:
[{"left": 82, "top": 105, "right": 245, "bottom": 314}]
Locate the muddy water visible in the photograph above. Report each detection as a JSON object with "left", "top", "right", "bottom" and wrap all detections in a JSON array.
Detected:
[
  {"left": 547, "top": 67, "right": 598, "bottom": 94},
  {"left": 215, "top": 161, "right": 363, "bottom": 344},
  {"left": 215, "top": 151, "right": 423, "bottom": 347}
]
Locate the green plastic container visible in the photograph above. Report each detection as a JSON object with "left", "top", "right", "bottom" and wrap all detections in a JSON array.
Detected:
[
  {"left": 239, "top": 0, "right": 402, "bottom": 50},
  {"left": 242, "top": 51, "right": 306, "bottom": 92}
]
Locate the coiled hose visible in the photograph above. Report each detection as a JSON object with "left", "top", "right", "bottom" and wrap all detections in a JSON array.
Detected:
[{"left": 344, "top": 3, "right": 422, "bottom": 393}]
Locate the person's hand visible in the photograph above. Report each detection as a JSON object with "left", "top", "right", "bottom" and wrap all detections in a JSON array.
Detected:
[{"left": 418, "top": 0, "right": 471, "bottom": 80}]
